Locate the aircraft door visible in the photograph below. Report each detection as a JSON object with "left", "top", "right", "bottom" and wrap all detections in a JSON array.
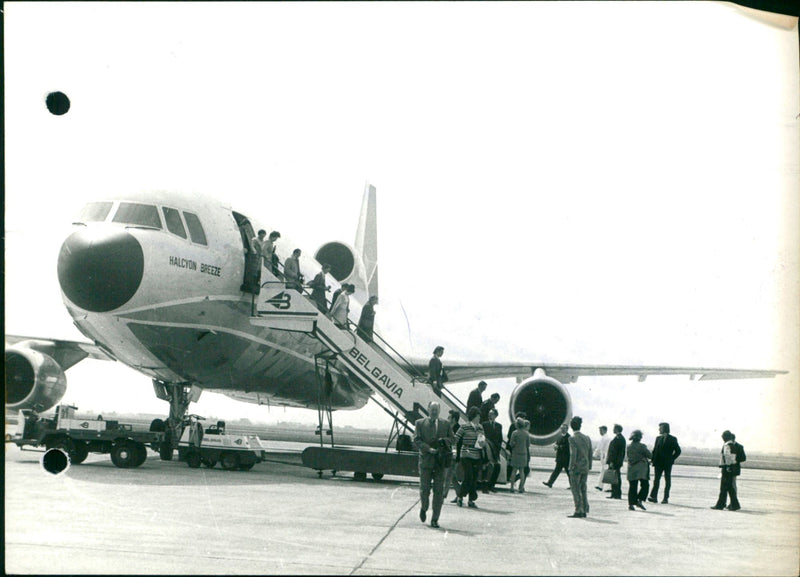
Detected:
[{"left": 232, "top": 211, "right": 260, "bottom": 294}]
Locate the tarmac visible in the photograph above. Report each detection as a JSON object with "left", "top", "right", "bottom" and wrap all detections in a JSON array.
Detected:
[{"left": 5, "top": 440, "right": 800, "bottom": 575}]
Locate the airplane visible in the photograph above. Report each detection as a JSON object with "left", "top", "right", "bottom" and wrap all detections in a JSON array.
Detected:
[{"left": 5, "top": 183, "right": 787, "bottom": 462}]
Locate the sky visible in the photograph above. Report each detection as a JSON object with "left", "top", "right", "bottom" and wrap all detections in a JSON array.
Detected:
[{"left": 4, "top": 2, "right": 799, "bottom": 454}]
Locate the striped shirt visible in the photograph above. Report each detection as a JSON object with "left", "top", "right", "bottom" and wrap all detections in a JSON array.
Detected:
[{"left": 455, "top": 422, "right": 485, "bottom": 460}]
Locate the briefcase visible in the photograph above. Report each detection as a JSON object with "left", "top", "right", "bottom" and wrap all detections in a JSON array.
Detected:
[{"left": 602, "top": 468, "right": 618, "bottom": 484}]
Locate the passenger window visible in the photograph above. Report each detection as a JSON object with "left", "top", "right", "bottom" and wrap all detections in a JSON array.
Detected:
[
  {"left": 162, "top": 207, "right": 187, "bottom": 239},
  {"left": 112, "top": 203, "right": 162, "bottom": 229},
  {"left": 77, "top": 202, "right": 113, "bottom": 222},
  {"left": 183, "top": 212, "right": 207, "bottom": 245}
]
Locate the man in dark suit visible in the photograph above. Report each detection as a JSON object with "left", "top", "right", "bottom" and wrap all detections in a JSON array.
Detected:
[
  {"left": 467, "top": 381, "right": 487, "bottom": 412},
  {"left": 567, "top": 416, "right": 593, "bottom": 518},
  {"left": 414, "top": 401, "right": 454, "bottom": 528},
  {"left": 648, "top": 422, "right": 681, "bottom": 504},
  {"left": 480, "top": 408, "right": 503, "bottom": 493},
  {"left": 606, "top": 423, "right": 626, "bottom": 499},
  {"left": 543, "top": 423, "right": 570, "bottom": 488},
  {"left": 479, "top": 393, "right": 500, "bottom": 423}
]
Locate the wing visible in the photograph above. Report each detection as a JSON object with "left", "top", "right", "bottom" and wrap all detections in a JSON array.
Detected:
[
  {"left": 5, "top": 334, "right": 115, "bottom": 370},
  {"left": 405, "top": 358, "right": 786, "bottom": 384}
]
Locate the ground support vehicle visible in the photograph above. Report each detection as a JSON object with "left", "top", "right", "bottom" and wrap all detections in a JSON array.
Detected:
[
  {"left": 7, "top": 405, "right": 163, "bottom": 468},
  {"left": 176, "top": 421, "right": 268, "bottom": 471}
]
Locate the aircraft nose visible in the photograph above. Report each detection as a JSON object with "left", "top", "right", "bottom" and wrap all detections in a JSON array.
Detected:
[{"left": 57, "top": 227, "right": 144, "bottom": 312}]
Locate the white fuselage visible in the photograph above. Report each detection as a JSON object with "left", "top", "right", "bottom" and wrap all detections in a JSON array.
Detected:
[{"left": 57, "top": 190, "right": 369, "bottom": 410}]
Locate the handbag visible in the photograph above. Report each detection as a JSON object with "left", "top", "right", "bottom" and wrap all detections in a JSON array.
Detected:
[
  {"left": 601, "top": 468, "right": 617, "bottom": 484},
  {"left": 474, "top": 431, "right": 487, "bottom": 449}
]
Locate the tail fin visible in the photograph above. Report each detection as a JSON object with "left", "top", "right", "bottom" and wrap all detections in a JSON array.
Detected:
[{"left": 354, "top": 182, "right": 379, "bottom": 299}]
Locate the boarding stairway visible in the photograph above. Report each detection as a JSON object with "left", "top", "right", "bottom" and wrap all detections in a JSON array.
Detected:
[{"left": 249, "top": 282, "right": 467, "bottom": 432}]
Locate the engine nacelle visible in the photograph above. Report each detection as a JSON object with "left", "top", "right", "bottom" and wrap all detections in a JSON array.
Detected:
[
  {"left": 314, "top": 241, "right": 368, "bottom": 293},
  {"left": 508, "top": 372, "right": 573, "bottom": 446},
  {"left": 5, "top": 347, "right": 68, "bottom": 413}
]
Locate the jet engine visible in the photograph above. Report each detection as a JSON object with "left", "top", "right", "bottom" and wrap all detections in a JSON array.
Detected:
[
  {"left": 314, "top": 241, "right": 369, "bottom": 292},
  {"left": 5, "top": 347, "right": 68, "bottom": 413},
  {"left": 508, "top": 371, "right": 573, "bottom": 445}
]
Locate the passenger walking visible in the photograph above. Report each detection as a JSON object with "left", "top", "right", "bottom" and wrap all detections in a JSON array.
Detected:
[
  {"left": 284, "top": 249, "right": 303, "bottom": 291},
  {"left": 455, "top": 406, "right": 485, "bottom": 508},
  {"left": 467, "top": 381, "right": 487, "bottom": 412},
  {"left": 427, "top": 346, "right": 447, "bottom": 397},
  {"left": 543, "top": 423, "right": 571, "bottom": 488},
  {"left": 626, "top": 429, "right": 651, "bottom": 511},
  {"left": 413, "top": 401, "right": 454, "bottom": 529},
  {"left": 594, "top": 425, "right": 611, "bottom": 492},
  {"left": 330, "top": 284, "right": 346, "bottom": 311},
  {"left": 357, "top": 295, "right": 378, "bottom": 342},
  {"left": 443, "top": 410, "right": 462, "bottom": 502},
  {"left": 479, "top": 393, "right": 500, "bottom": 423},
  {"left": 506, "top": 411, "right": 530, "bottom": 483},
  {"left": 480, "top": 408, "right": 503, "bottom": 493},
  {"left": 606, "top": 424, "right": 626, "bottom": 500},
  {"left": 328, "top": 284, "right": 354, "bottom": 328},
  {"left": 309, "top": 264, "right": 332, "bottom": 313},
  {"left": 264, "top": 231, "right": 281, "bottom": 276},
  {"left": 508, "top": 418, "right": 531, "bottom": 493},
  {"left": 567, "top": 416, "right": 593, "bottom": 518},
  {"left": 710, "top": 430, "right": 743, "bottom": 511},
  {"left": 647, "top": 422, "right": 681, "bottom": 504},
  {"left": 251, "top": 229, "right": 270, "bottom": 269}
]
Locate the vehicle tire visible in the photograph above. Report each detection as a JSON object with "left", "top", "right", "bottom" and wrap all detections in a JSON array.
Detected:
[
  {"left": 186, "top": 450, "right": 202, "bottom": 469},
  {"left": 159, "top": 441, "right": 173, "bottom": 461},
  {"left": 220, "top": 452, "right": 240, "bottom": 471},
  {"left": 110, "top": 442, "right": 138, "bottom": 468},
  {"left": 353, "top": 471, "right": 367, "bottom": 481},
  {"left": 238, "top": 462, "right": 255, "bottom": 471},
  {"left": 203, "top": 458, "right": 217, "bottom": 469},
  {"left": 371, "top": 473, "right": 384, "bottom": 481},
  {"left": 133, "top": 442, "right": 148, "bottom": 467},
  {"left": 71, "top": 441, "right": 89, "bottom": 465}
]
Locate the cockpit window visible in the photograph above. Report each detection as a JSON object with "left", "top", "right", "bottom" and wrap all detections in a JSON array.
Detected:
[
  {"left": 162, "top": 207, "right": 187, "bottom": 239},
  {"left": 183, "top": 212, "right": 207, "bottom": 245},
  {"left": 112, "top": 203, "right": 162, "bottom": 229},
  {"left": 77, "top": 202, "right": 113, "bottom": 222}
]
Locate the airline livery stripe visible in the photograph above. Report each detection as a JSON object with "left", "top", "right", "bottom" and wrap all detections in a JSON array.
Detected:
[
  {"left": 117, "top": 294, "right": 244, "bottom": 315},
  {"left": 255, "top": 311, "right": 318, "bottom": 317}
]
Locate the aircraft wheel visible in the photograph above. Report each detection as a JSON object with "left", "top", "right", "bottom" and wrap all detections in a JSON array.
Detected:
[
  {"left": 317, "top": 470, "right": 323, "bottom": 478},
  {"left": 371, "top": 473, "right": 384, "bottom": 481},
  {"left": 353, "top": 471, "right": 367, "bottom": 481},
  {"left": 159, "top": 441, "right": 173, "bottom": 461},
  {"left": 220, "top": 452, "right": 240, "bottom": 471},
  {"left": 110, "top": 442, "right": 138, "bottom": 468},
  {"left": 186, "top": 450, "right": 202, "bottom": 469},
  {"left": 149, "top": 418, "right": 166, "bottom": 432},
  {"left": 71, "top": 441, "right": 89, "bottom": 465},
  {"left": 133, "top": 442, "right": 148, "bottom": 467}
]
